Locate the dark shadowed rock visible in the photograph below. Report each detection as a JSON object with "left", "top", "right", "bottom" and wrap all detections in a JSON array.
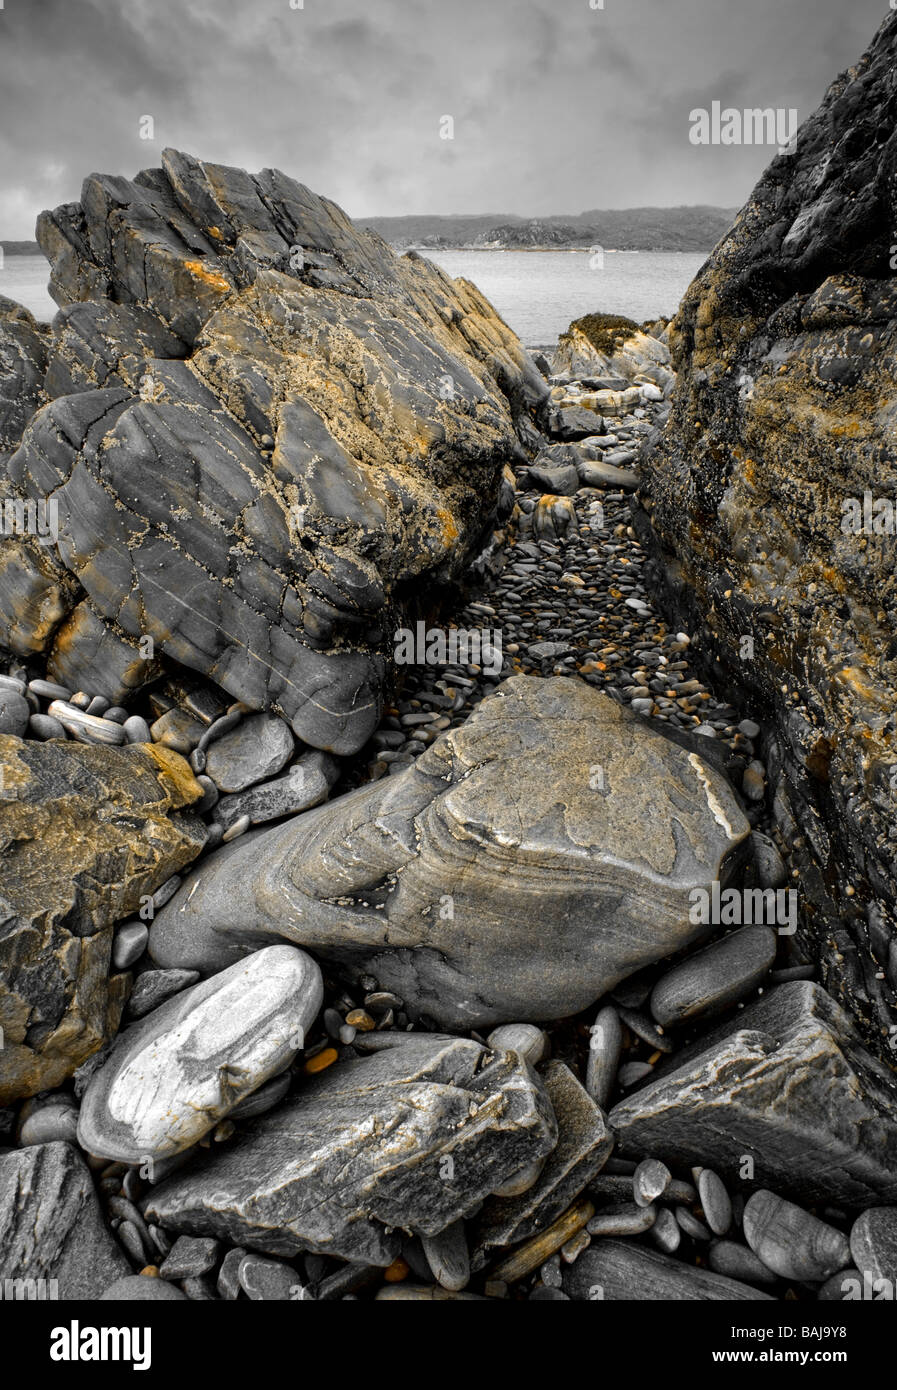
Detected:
[
  {"left": 0, "top": 1142, "right": 129, "bottom": 1299},
  {"left": 611, "top": 982, "right": 897, "bottom": 1207},
  {"left": 0, "top": 151, "right": 547, "bottom": 752},
  {"left": 0, "top": 735, "right": 207, "bottom": 1104},
  {"left": 149, "top": 676, "right": 750, "bottom": 1028},
  {"left": 634, "top": 12, "right": 897, "bottom": 1050},
  {"left": 144, "top": 1034, "right": 557, "bottom": 1265}
]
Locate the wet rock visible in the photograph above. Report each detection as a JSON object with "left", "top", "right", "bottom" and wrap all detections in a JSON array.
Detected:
[
  {"left": 577, "top": 459, "right": 639, "bottom": 491},
  {"left": 471, "top": 1060, "right": 612, "bottom": 1266},
  {"left": 611, "top": 982, "right": 897, "bottom": 1207},
  {"left": 78, "top": 945, "right": 322, "bottom": 1162},
  {"left": 144, "top": 1035, "right": 556, "bottom": 1265},
  {"left": 0, "top": 1142, "right": 130, "bottom": 1299},
  {"left": 849, "top": 1207, "right": 897, "bottom": 1285},
  {"left": 0, "top": 736, "right": 207, "bottom": 1104},
  {"left": 149, "top": 676, "right": 750, "bottom": 1029},
  {"left": 563, "top": 1240, "right": 774, "bottom": 1301},
  {"left": 634, "top": 11, "right": 897, "bottom": 1049},
  {"left": 4, "top": 149, "right": 546, "bottom": 753},
  {"left": 124, "top": 968, "right": 201, "bottom": 1021}
]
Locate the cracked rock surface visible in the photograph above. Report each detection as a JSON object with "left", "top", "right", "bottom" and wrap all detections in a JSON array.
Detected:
[
  {"left": 149, "top": 674, "right": 750, "bottom": 1028},
  {"left": 0, "top": 734, "right": 207, "bottom": 1103},
  {"left": 143, "top": 1033, "right": 557, "bottom": 1265},
  {"left": 0, "top": 149, "right": 546, "bottom": 752}
]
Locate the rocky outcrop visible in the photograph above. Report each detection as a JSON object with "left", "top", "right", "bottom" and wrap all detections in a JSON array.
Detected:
[
  {"left": 0, "top": 1142, "right": 130, "bottom": 1299},
  {"left": 0, "top": 735, "right": 207, "bottom": 1103},
  {"left": 551, "top": 312, "right": 673, "bottom": 391},
  {"left": 0, "top": 149, "right": 546, "bottom": 753},
  {"left": 149, "top": 675, "right": 750, "bottom": 1028},
  {"left": 634, "top": 12, "right": 897, "bottom": 1051},
  {"left": 144, "top": 1034, "right": 557, "bottom": 1264},
  {"left": 610, "top": 982, "right": 897, "bottom": 1208}
]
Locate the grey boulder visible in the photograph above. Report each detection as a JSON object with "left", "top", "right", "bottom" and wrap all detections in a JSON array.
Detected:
[{"left": 149, "top": 675, "right": 750, "bottom": 1028}]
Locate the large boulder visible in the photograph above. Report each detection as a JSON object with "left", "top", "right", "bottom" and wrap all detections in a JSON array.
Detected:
[
  {"left": 143, "top": 1034, "right": 557, "bottom": 1265},
  {"left": 634, "top": 12, "right": 897, "bottom": 1050},
  {"left": 149, "top": 675, "right": 750, "bottom": 1028},
  {"left": 0, "top": 735, "right": 207, "bottom": 1103},
  {"left": 551, "top": 311, "right": 672, "bottom": 387},
  {"left": 0, "top": 150, "right": 546, "bottom": 753}
]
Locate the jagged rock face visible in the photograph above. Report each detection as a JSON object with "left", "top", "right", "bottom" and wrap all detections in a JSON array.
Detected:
[
  {"left": 634, "top": 12, "right": 897, "bottom": 1048},
  {"left": 610, "top": 982, "right": 897, "bottom": 1209},
  {"left": 0, "top": 736, "right": 207, "bottom": 1104},
  {"left": 149, "top": 676, "right": 750, "bottom": 1029},
  {"left": 143, "top": 1034, "right": 558, "bottom": 1265},
  {"left": 0, "top": 149, "right": 546, "bottom": 753},
  {"left": 551, "top": 312, "right": 673, "bottom": 389}
]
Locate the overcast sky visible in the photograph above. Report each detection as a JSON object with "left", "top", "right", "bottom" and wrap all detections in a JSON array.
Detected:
[{"left": 0, "top": 0, "right": 889, "bottom": 236}]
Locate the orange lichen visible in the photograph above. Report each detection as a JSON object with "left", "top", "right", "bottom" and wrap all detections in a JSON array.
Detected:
[{"left": 183, "top": 259, "right": 231, "bottom": 293}]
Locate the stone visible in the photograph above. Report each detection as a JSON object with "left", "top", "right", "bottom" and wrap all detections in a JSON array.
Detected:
[
  {"left": 550, "top": 406, "right": 602, "bottom": 440},
  {"left": 100, "top": 1275, "right": 188, "bottom": 1301},
  {"left": 743, "top": 1191, "right": 851, "bottom": 1283},
  {"left": 78, "top": 945, "right": 322, "bottom": 1162},
  {"left": 849, "top": 1208, "right": 897, "bottom": 1285},
  {"left": 524, "top": 462, "right": 580, "bottom": 496},
  {"left": 633, "top": 1158, "right": 671, "bottom": 1207},
  {"left": 576, "top": 459, "right": 639, "bottom": 491},
  {"left": 159, "top": 1235, "right": 220, "bottom": 1280},
  {"left": 421, "top": 1220, "right": 470, "bottom": 1292},
  {"left": 0, "top": 689, "right": 29, "bottom": 736},
  {"left": 562, "top": 1240, "right": 774, "bottom": 1301},
  {"left": 532, "top": 495, "right": 577, "bottom": 540},
  {"left": 698, "top": 1168, "right": 733, "bottom": 1236},
  {"left": 649, "top": 925, "right": 778, "bottom": 1027},
  {"left": 552, "top": 313, "right": 671, "bottom": 384},
  {"left": 585, "top": 1004, "right": 622, "bottom": 1109},
  {"left": 611, "top": 982, "right": 897, "bottom": 1207},
  {"left": 112, "top": 921, "right": 149, "bottom": 971},
  {"left": 212, "top": 748, "right": 339, "bottom": 829},
  {"left": 708, "top": 1240, "right": 778, "bottom": 1286},
  {"left": 204, "top": 713, "right": 295, "bottom": 793},
  {"left": 485, "top": 1024, "right": 548, "bottom": 1067},
  {"left": 144, "top": 1035, "right": 557, "bottom": 1265},
  {"left": 149, "top": 676, "right": 750, "bottom": 1029},
  {"left": 471, "top": 1061, "right": 612, "bottom": 1265},
  {"left": 238, "top": 1253, "right": 298, "bottom": 1300},
  {"left": 124, "top": 968, "right": 201, "bottom": 1021},
  {"left": 4, "top": 150, "right": 546, "bottom": 754},
  {"left": 18, "top": 1097, "right": 80, "bottom": 1147},
  {"left": 633, "top": 11, "right": 897, "bottom": 1053},
  {"left": 0, "top": 1142, "right": 130, "bottom": 1299},
  {"left": 0, "top": 736, "right": 207, "bottom": 1104}
]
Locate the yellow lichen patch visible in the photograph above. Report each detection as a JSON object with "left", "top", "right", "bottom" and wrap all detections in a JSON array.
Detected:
[
  {"left": 183, "top": 259, "right": 232, "bottom": 294},
  {"left": 207, "top": 226, "right": 224, "bottom": 241},
  {"left": 835, "top": 666, "right": 881, "bottom": 704},
  {"left": 436, "top": 507, "right": 460, "bottom": 545},
  {"left": 143, "top": 742, "right": 205, "bottom": 808}
]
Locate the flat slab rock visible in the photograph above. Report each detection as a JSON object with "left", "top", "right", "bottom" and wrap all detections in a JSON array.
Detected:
[
  {"left": 78, "top": 945, "right": 323, "bottom": 1163},
  {"left": 0, "top": 734, "right": 207, "bottom": 1104},
  {"left": 144, "top": 1034, "right": 557, "bottom": 1265},
  {"left": 471, "top": 1060, "right": 612, "bottom": 1265},
  {"left": 0, "top": 149, "right": 546, "bottom": 751},
  {"left": 0, "top": 1141, "right": 129, "bottom": 1299},
  {"left": 563, "top": 1240, "right": 774, "bottom": 1301},
  {"left": 611, "top": 981, "right": 897, "bottom": 1208},
  {"left": 149, "top": 675, "right": 750, "bottom": 1028}
]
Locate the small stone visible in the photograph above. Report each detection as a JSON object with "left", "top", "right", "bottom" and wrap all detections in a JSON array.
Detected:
[
  {"left": 649, "top": 925, "right": 777, "bottom": 1028},
  {"left": 238, "top": 1253, "right": 298, "bottom": 1300},
  {"left": 698, "top": 1168, "right": 732, "bottom": 1236},
  {"left": 205, "top": 712, "right": 294, "bottom": 794},
  {"left": 486, "top": 1023, "right": 548, "bottom": 1066},
  {"left": 346, "top": 1009, "right": 375, "bottom": 1032},
  {"left": 123, "top": 715, "right": 152, "bottom": 744},
  {"left": 222, "top": 814, "right": 250, "bottom": 842},
  {"left": 650, "top": 1206, "right": 681, "bottom": 1254},
  {"left": 421, "top": 1220, "right": 470, "bottom": 1291},
  {"left": 585, "top": 1004, "right": 622, "bottom": 1109},
  {"left": 751, "top": 832, "right": 788, "bottom": 889},
  {"left": 817, "top": 1268, "right": 863, "bottom": 1301},
  {"left": 117, "top": 1220, "right": 149, "bottom": 1263},
  {"left": 159, "top": 1235, "right": 220, "bottom": 1280},
  {"left": 0, "top": 689, "right": 29, "bottom": 736},
  {"left": 489, "top": 1197, "right": 594, "bottom": 1285},
  {"left": 587, "top": 1203, "right": 656, "bottom": 1237},
  {"left": 742, "top": 760, "right": 767, "bottom": 801},
  {"left": 743, "top": 1190, "right": 851, "bottom": 1282},
  {"left": 217, "top": 1246, "right": 249, "bottom": 1301},
  {"left": 100, "top": 1275, "right": 188, "bottom": 1300},
  {"left": 28, "top": 679, "right": 72, "bottom": 702},
  {"left": 47, "top": 700, "right": 127, "bottom": 745},
  {"left": 563, "top": 1240, "right": 774, "bottom": 1301},
  {"left": 28, "top": 713, "right": 67, "bottom": 740},
  {"left": 125, "top": 969, "right": 201, "bottom": 1020},
  {"left": 560, "top": 1229, "right": 591, "bottom": 1263},
  {"left": 112, "top": 920, "right": 149, "bottom": 970},
  {"left": 229, "top": 1070, "right": 291, "bottom": 1120},
  {"left": 675, "top": 1207, "right": 713, "bottom": 1241},
  {"left": 633, "top": 1158, "right": 671, "bottom": 1207},
  {"left": 849, "top": 1208, "right": 897, "bottom": 1285},
  {"left": 18, "top": 1099, "right": 80, "bottom": 1147}
]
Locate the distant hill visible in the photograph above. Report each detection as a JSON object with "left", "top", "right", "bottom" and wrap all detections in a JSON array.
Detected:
[
  {"left": 362, "top": 206, "right": 737, "bottom": 253},
  {"left": 0, "top": 240, "right": 41, "bottom": 256}
]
